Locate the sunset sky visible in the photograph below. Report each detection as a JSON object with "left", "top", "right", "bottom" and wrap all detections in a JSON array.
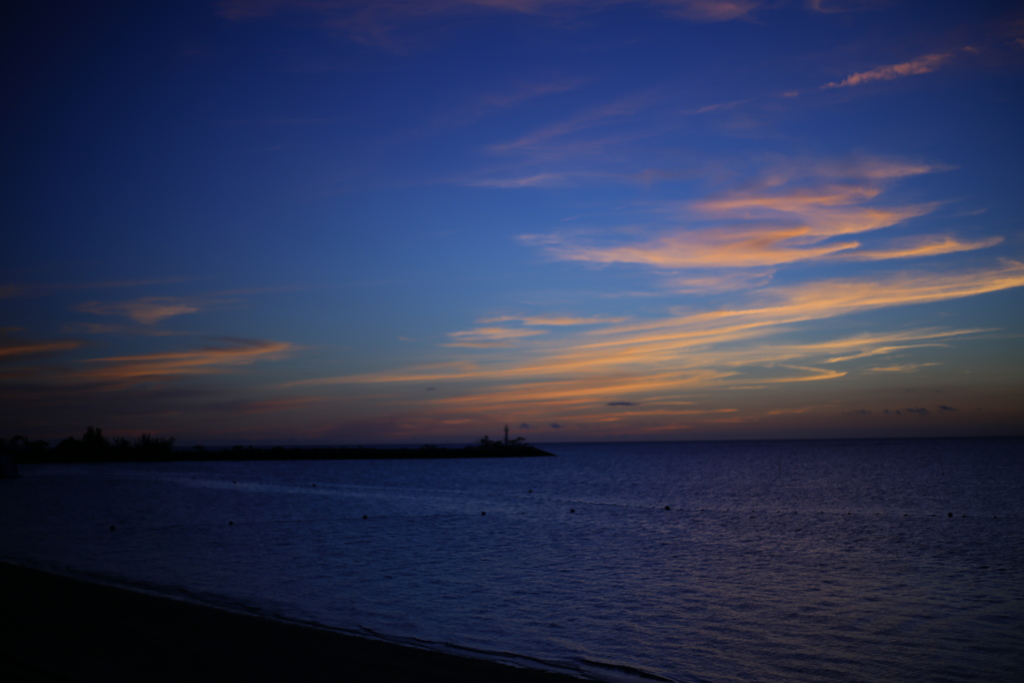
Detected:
[{"left": 3, "top": 0, "right": 1023, "bottom": 444}]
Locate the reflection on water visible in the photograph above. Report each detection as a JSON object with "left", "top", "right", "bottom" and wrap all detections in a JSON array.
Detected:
[{"left": 2, "top": 438, "right": 1022, "bottom": 682}]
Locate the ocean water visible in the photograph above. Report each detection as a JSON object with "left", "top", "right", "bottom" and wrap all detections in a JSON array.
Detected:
[{"left": 1, "top": 438, "right": 1022, "bottom": 682}]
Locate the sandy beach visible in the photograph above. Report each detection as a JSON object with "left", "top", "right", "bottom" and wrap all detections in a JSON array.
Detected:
[{"left": 0, "top": 562, "right": 589, "bottom": 682}]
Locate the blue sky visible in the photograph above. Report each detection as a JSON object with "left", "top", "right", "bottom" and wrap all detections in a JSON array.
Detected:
[{"left": 3, "top": 0, "right": 1023, "bottom": 444}]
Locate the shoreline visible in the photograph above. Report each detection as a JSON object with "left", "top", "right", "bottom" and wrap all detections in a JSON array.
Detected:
[
  {"left": 0, "top": 562, "right": 591, "bottom": 682},
  {"left": 6, "top": 444, "right": 555, "bottom": 465}
]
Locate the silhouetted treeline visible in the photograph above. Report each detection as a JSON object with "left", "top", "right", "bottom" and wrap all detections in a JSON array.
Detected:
[
  {"left": 1, "top": 428, "right": 553, "bottom": 463},
  {"left": 2, "top": 427, "right": 175, "bottom": 464}
]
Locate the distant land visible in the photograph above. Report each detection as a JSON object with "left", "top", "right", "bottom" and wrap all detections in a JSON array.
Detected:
[{"left": 0, "top": 427, "right": 554, "bottom": 464}]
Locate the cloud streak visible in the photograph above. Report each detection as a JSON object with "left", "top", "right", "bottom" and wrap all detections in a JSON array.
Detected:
[
  {"left": 78, "top": 339, "right": 294, "bottom": 383},
  {"left": 0, "top": 339, "right": 83, "bottom": 359},
  {"left": 77, "top": 297, "right": 202, "bottom": 325},
  {"left": 489, "top": 93, "right": 658, "bottom": 154},
  {"left": 842, "top": 235, "right": 1002, "bottom": 261},
  {"left": 823, "top": 53, "right": 954, "bottom": 89},
  {"left": 444, "top": 326, "right": 548, "bottom": 347},
  {"left": 481, "top": 314, "right": 627, "bottom": 326},
  {"left": 531, "top": 158, "right": 963, "bottom": 270},
  {"left": 220, "top": 1, "right": 765, "bottom": 46}
]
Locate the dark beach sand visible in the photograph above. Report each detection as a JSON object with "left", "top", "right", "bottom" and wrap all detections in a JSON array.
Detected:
[{"left": 0, "top": 562, "right": 590, "bottom": 682}]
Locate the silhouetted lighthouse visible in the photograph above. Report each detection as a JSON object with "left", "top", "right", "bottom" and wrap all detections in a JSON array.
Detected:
[{"left": 504, "top": 424, "right": 509, "bottom": 445}]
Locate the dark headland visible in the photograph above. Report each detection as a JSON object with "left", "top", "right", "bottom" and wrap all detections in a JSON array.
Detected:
[
  {"left": 2, "top": 427, "right": 554, "bottom": 465},
  {"left": 0, "top": 562, "right": 590, "bottom": 683}
]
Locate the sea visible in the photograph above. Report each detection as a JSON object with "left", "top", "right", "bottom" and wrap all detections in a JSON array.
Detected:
[{"left": 1, "top": 438, "right": 1022, "bottom": 682}]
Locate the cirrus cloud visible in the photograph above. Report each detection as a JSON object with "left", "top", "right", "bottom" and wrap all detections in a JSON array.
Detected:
[
  {"left": 527, "top": 157, "right": 968, "bottom": 271},
  {"left": 77, "top": 297, "right": 202, "bottom": 325},
  {"left": 823, "top": 53, "right": 954, "bottom": 89}
]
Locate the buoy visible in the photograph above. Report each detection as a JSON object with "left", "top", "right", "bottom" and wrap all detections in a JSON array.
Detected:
[
  {"left": 228, "top": 521, "right": 233, "bottom": 525},
  {"left": 664, "top": 506, "right": 671, "bottom": 511},
  {"left": 481, "top": 511, "right": 486, "bottom": 516},
  {"left": 363, "top": 515, "right": 368, "bottom": 520},
  {"left": 948, "top": 512, "right": 953, "bottom": 517},
  {"left": 109, "top": 525, "right": 115, "bottom": 531},
  {"left": 570, "top": 509, "right": 575, "bottom": 513}
]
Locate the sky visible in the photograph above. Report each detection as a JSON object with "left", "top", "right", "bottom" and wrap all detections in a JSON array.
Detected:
[{"left": 2, "top": 0, "right": 1023, "bottom": 445}]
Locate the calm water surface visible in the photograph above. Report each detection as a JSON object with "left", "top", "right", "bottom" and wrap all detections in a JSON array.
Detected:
[{"left": 2, "top": 438, "right": 1022, "bottom": 682}]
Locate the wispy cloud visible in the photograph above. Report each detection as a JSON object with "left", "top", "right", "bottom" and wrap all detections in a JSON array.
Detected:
[
  {"left": 683, "top": 98, "right": 753, "bottom": 115},
  {"left": 478, "top": 79, "right": 588, "bottom": 110},
  {"left": 489, "top": 92, "right": 658, "bottom": 154},
  {"left": 666, "top": 270, "right": 775, "bottom": 293},
  {"left": 220, "top": 1, "right": 765, "bottom": 46},
  {"left": 841, "top": 235, "right": 1002, "bottom": 261},
  {"left": 823, "top": 53, "right": 954, "bottom": 89},
  {"left": 77, "top": 297, "right": 203, "bottom": 325},
  {"left": 865, "top": 362, "right": 941, "bottom": 373},
  {"left": 481, "top": 314, "right": 627, "bottom": 326},
  {"left": 78, "top": 338, "right": 293, "bottom": 383},
  {"left": 466, "top": 172, "right": 618, "bottom": 188},
  {"left": 822, "top": 328, "right": 991, "bottom": 362},
  {"left": 532, "top": 157, "right": 958, "bottom": 270},
  {"left": 444, "top": 326, "right": 548, "bottom": 347},
  {"left": 0, "top": 339, "right": 83, "bottom": 359}
]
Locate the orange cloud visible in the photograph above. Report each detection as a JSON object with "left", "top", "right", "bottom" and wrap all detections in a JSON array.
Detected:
[
  {"left": 841, "top": 235, "right": 1002, "bottom": 261},
  {"left": 821, "top": 327, "right": 993, "bottom": 363},
  {"left": 757, "top": 365, "right": 847, "bottom": 383},
  {"left": 595, "top": 261, "right": 1024, "bottom": 346},
  {"left": 864, "top": 363, "right": 941, "bottom": 373},
  {"left": 480, "top": 314, "right": 627, "bottom": 326},
  {"left": 552, "top": 226, "right": 862, "bottom": 268},
  {"left": 444, "top": 326, "right": 547, "bottom": 347},
  {"left": 691, "top": 187, "right": 938, "bottom": 238},
  {"left": 79, "top": 339, "right": 293, "bottom": 382},
  {"left": 77, "top": 297, "right": 201, "bottom": 325},
  {"left": 543, "top": 194, "right": 939, "bottom": 270},
  {"left": 530, "top": 157, "right": 994, "bottom": 272},
  {"left": 823, "top": 53, "right": 954, "bottom": 89},
  {"left": 0, "top": 339, "right": 83, "bottom": 359}
]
